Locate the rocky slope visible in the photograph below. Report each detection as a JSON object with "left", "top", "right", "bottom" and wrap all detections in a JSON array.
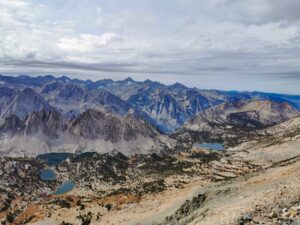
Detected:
[
  {"left": 0, "top": 109, "right": 175, "bottom": 156},
  {"left": 185, "top": 99, "right": 299, "bottom": 130},
  {"left": 1, "top": 74, "right": 299, "bottom": 133},
  {"left": 0, "top": 114, "right": 299, "bottom": 225},
  {"left": 0, "top": 75, "right": 299, "bottom": 225},
  {"left": 175, "top": 99, "right": 299, "bottom": 147},
  {"left": 41, "top": 82, "right": 130, "bottom": 117},
  {"left": 126, "top": 85, "right": 226, "bottom": 132},
  {"left": 0, "top": 74, "right": 299, "bottom": 156},
  {"left": 0, "top": 88, "right": 57, "bottom": 120}
]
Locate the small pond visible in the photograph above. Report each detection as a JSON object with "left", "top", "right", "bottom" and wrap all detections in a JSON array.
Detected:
[
  {"left": 37, "top": 153, "right": 74, "bottom": 166},
  {"left": 193, "top": 142, "right": 225, "bottom": 151},
  {"left": 54, "top": 181, "right": 76, "bottom": 195},
  {"left": 39, "top": 169, "right": 57, "bottom": 181}
]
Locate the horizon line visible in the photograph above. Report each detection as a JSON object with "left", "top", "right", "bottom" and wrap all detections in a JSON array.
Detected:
[{"left": 0, "top": 73, "right": 300, "bottom": 96}]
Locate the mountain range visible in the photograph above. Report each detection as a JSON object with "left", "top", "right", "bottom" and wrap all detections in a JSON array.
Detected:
[{"left": 0, "top": 74, "right": 299, "bottom": 155}]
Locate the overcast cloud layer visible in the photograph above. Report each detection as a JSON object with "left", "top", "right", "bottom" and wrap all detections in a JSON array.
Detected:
[{"left": 1, "top": 0, "right": 300, "bottom": 94}]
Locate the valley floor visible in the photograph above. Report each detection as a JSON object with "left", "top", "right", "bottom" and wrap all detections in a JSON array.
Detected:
[
  {"left": 1, "top": 129, "right": 299, "bottom": 225},
  {"left": 28, "top": 144, "right": 299, "bottom": 225},
  {"left": 38, "top": 159, "right": 299, "bottom": 225}
]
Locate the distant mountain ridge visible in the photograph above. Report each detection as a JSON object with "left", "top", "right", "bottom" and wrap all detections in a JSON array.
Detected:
[
  {"left": 0, "top": 74, "right": 300, "bottom": 133},
  {"left": 183, "top": 99, "right": 299, "bottom": 130},
  {"left": 0, "top": 74, "right": 299, "bottom": 155},
  {"left": 174, "top": 99, "right": 299, "bottom": 147}
]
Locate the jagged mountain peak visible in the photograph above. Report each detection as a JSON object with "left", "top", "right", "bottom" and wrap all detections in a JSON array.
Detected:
[
  {"left": 57, "top": 75, "right": 71, "bottom": 82},
  {"left": 143, "top": 79, "right": 152, "bottom": 83},
  {"left": 0, "top": 74, "right": 299, "bottom": 156},
  {"left": 69, "top": 108, "right": 159, "bottom": 142},
  {"left": 41, "top": 82, "right": 130, "bottom": 116},
  {"left": 116, "top": 77, "right": 136, "bottom": 85},
  {"left": 0, "top": 109, "right": 65, "bottom": 139},
  {"left": 123, "top": 77, "right": 134, "bottom": 82},
  {"left": 0, "top": 107, "right": 172, "bottom": 155},
  {"left": 24, "top": 109, "right": 65, "bottom": 137},
  {"left": 58, "top": 83, "right": 86, "bottom": 98},
  {"left": 41, "top": 81, "right": 64, "bottom": 94},
  {"left": 0, "top": 88, "right": 56, "bottom": 120},
  {"left": 168, "top": 82, "right": 187, "bottom": 90}
]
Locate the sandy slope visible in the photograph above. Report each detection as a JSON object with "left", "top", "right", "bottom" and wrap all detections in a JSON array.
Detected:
[
  {"left": 30, "top": 154, "right": 299, "bottom": 225},
  {"left": 184, "top": 157, "right": 300, "bottom": 225},
  {"left": 28, "top": 134, "right": 300, "bottom": 225},
  {"left": 105, "top": 138, "right": 300, "bottom": 225},
  {"left": 119, "top": 156, "right": 299, "bottom": 225}
]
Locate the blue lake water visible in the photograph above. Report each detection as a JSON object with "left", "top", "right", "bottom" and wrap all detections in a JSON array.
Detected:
[
  {"left": 39, "top": 169, "right": 76, "bottom": 194},
  {"left": 54, "top": 181, "right": 76, "bottom": 195},
  {"left": 40, "top": 169, "right": 57, "bottom": 181},
  {"left": 37, "top": 153, "right": 74, "bottom": 166},
  {"left": 193, "top": 142, "right": 225, "bottom": 151}
]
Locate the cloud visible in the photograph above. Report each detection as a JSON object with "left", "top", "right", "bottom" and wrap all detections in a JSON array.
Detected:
[
  {"left": 208, "top": 0, "right": 300, "bottom": 24},
  {"left": 0, "top": 0, "right": 29, "bottom": 9},
  {"left": 0, "top": 0, "right": 300, "bottom": 93},
  {"left": 57, "top": 33, "right": 120, "bottom": 52}
]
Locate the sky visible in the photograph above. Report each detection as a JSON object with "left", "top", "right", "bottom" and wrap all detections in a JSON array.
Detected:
[{"left": 1, "top": 0, "right": 300, "bottom": 94}]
